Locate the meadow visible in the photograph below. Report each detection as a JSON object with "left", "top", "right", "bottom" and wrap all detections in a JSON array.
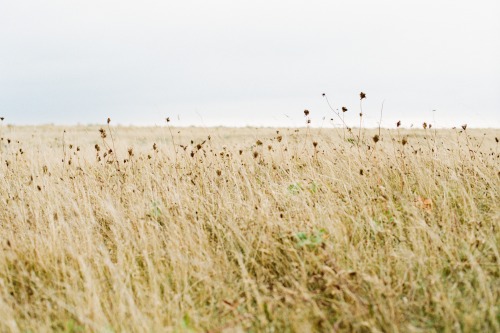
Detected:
[{"left": 0, "top": 122, "right": 499, "bottom": 332}]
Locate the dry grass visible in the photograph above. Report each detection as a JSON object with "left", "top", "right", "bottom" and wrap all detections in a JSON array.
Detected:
[{"left": 0, "top": 124, "right": 499, "bottom": 332}]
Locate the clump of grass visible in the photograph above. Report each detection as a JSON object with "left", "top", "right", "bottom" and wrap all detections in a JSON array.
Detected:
[{"left": 0, "top": 119, "right": 498, "bottom": 332}]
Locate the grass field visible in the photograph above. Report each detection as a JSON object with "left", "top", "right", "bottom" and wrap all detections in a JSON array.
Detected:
[{"left": 0, "top": 123, "right": 499, "bottom": 332}]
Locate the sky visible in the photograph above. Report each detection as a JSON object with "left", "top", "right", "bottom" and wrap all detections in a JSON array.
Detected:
[{"left": 1, "top": 0, "right": 499, "bottom": 128}]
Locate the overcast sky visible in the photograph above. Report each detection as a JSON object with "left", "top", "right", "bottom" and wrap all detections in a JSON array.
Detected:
[{"left": 1, "top": 0, "right": 499, "bottom": 127}]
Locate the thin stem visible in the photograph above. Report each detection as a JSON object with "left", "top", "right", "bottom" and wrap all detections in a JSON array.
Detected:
[
  {"left": 342, "top": 112, "right": 345, "bottom": 140},
  {"left": 378, "top": 100, "right": 384, "bottom": 137},
  {"left": 62, "top": 130, "right": 66, "bottom": 174},
  {"left": 107, "top": 122, "right": 120, "bottom": 170},
  {"left": 323, "top": 95, "right": 350, "bottom": 130},
  {"left": 358, "top": 100, "right": 363, "bottom": 146}
]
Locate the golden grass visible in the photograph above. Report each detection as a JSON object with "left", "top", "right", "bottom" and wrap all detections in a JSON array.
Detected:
[{"left": 0, "top": 124, "right": 499, "bottom": 332}]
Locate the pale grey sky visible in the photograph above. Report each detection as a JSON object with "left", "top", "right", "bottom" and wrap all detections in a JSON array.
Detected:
[{"left": 1, "top": 0, "right": 499, "bottom": 127}]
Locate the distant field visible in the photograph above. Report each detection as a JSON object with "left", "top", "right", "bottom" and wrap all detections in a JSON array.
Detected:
[{"left": 0, "top": 125, "right": 499, "bottom": 332}]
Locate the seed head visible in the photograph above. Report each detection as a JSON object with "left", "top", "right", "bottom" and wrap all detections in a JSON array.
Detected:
[
  {"left": 128, "top": 148, "right": 134, "bottom": 157},
  {"left": 253, "top": 151, "right": 259, "bottom": 158},
  {"left": 402, "top": 137, "right": 408, "bottom": 146},
  {"left": 313, "top": 141, "right": 318, "bottom": 148},
  {"left": 107, "top": 117, "right": 111, "bottom": 124},
  {"left": 372, "top": 135, "right": 379, "bottom": 143},
  {"left": 0, "top": 117, "right": 4, "bottom": 121},
  {"left": 304, "top": 109, "right": 310, "bottom": 116},
  {"left": 95, "top": 144, "right": 100, "bottom": 152},
  {"left": 322, "top": 93, "right": 326, "bottom": 97},
  {"left": 461, "top": 124, "right": 467, "bottom": 131},
  {"left": 495, "top": 137, "right": 499, "bottom": 143},
  {"left": 423, "top": 122, "right": 428, "bottom": 129},
  {"left": 276, "top": 135, "right": 282, "bottom": 142},
  {"left": 360, "top": 92, "right": 366, "bottom": 100},
  {"left": 153, "top": 143, "right": 157, "bottom": 150},
  {"left": 99, "top": 128, "right": 107, "bottom": 138},
  {"left": 216, "top": 170, "right": 222, "bottom": 176},
  {"left": 397, "top": 120, "right": 401, "bottom": 127},
  {"left": 256, "top": 140, "right": 263, "bottom": 146},
  {"left": 342, "top": 106, "right": 348, "bottom": 112},
  {"left": 166, "top": 117, "right": 170, "bottom": 123}
]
